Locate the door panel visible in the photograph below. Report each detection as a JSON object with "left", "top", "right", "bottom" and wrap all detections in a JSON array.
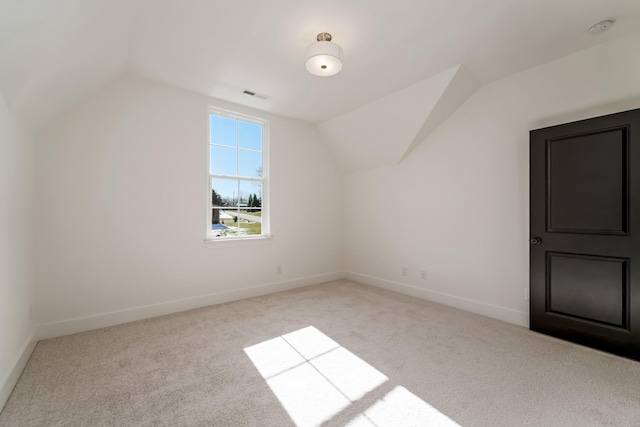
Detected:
[
  {"left": 530, "top": 108, "right": 640, "bottom": 361},
  {"left": 547, "top": 128, "right": 628, "bottom": 234},
  {"left": 547, "top": 253, "right": 628, "bottom": 328}
]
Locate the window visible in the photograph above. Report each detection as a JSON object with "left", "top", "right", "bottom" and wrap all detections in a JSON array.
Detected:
[{"left": 208, "top": 109, "right": 268, "bottom": 240}]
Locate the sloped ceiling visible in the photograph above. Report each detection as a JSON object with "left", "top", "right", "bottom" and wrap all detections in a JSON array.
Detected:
[
  {"left": 0, "top": 0, "right": 137, "bottom": 127},
  {"left": 1, "top": 0, "right": 640, "bottom": 161},
  {"left": 318, "top": 65, "right": 481, "bottom": 172}
]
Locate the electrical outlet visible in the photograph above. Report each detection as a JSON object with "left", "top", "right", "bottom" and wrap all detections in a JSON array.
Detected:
[
  {"left": 277, "top": 265, "right": 282, "bottom": 274},
  {"left": 420, "top": 270, "right": 427, "bottom": 280},
  {"left": 401, "top": 266, "right": 408, "bottom": 277},
  {"left": 525, "top": 287, "right": 529, "bottom": 301}
]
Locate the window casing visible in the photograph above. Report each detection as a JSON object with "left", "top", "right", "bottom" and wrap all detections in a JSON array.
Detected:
[{"left": 207, "top": 109, "right": 269, "bottom": 241}]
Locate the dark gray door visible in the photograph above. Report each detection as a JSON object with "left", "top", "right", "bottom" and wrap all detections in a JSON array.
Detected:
[{"left": 530, "top": 108, "right": 640, "bottom": 361}]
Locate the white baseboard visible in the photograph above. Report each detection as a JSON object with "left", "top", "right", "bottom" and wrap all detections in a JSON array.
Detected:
[
  {"left": 37, "top": 270, "right": 527, "bottom": 341},
  {"left": 38, "top": 272, "right": 344, "bottom": 340},
  {"left": 346, "top": 271, "right": 529, "bottom": 327},
  {"left": 0, "top": 330, "right": 37, "bottom": 412}
]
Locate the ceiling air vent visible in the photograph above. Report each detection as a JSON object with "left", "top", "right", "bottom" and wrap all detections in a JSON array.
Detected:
[{"left": 242, "top": 89, "right": 269, "bottom": 100}]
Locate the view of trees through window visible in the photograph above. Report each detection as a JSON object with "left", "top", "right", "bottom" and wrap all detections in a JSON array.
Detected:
[{"left": 209, "top": 112, "right": 265, "bottom": 238}]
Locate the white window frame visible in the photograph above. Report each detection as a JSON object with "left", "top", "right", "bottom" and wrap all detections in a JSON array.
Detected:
[{"left": 205, "top": 107, "right": 271, "bottom": 246}]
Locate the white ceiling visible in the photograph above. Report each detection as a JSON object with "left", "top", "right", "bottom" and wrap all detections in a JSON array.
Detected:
[{"left": 1, "top": 0, "right": 640, "bottom": 128}]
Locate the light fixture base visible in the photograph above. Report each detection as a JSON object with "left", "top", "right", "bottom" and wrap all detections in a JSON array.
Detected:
[{"left": 316, "top": 33, "right": 332, "bottom": 42}]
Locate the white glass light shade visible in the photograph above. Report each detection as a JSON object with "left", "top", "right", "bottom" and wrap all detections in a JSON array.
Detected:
[{"left": 305, "top": 40, "right": 343, "bottom": 76}]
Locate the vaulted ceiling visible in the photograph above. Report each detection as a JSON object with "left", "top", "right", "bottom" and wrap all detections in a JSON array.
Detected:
[{"left": 2, "top": 0, "right": 640, "bottom": 167}]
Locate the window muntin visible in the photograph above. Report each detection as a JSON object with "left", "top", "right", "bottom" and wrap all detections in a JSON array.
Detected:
[{"left": 209, "top": 110, "right": 267, "bottom": 239}]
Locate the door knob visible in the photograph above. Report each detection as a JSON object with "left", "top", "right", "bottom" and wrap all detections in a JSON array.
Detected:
[{"left": 530, "top": 237, "right": 542, "bottom": 245}]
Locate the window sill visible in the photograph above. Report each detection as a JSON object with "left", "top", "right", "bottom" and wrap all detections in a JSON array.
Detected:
[{"left": 204, "top": 235, "right": 273, "bottom": 249}]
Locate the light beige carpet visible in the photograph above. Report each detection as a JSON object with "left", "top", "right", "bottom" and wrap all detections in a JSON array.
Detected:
[{"left": 1, "top": 280, "right": 639, "bottom": 426}]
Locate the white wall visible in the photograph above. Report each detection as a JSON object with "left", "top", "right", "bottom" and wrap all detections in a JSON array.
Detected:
[
  {"left": 34, "top": 74, "right": 343, "bottom": 337},
  {"left": 0, "top": 92, "right": 36, "bottom": 408},
  {"left": 23, "top": 31, "right": 640, "bottom": 341},
  {"left": 345, "top": 33, "right": 640, "bottom": 326}
]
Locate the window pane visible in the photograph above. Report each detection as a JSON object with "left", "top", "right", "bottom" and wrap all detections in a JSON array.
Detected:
[
  {"left": 211, "top": 145, "right": 237, "bottom": 176},
  {"left": 238, "top": 121, "right": 262, "bottom": 150},
  {"left": 240, "top": 180, "right": 262, "bottom": 210},
  {"left": 238, "top": 180, "right": 262, "bottom": 236},
  {"left": 238, "top": 149, "right": 262, "bottom": 178},
  {"left": 210, "top": 115, "right": 236, "bottom": 147},
  {"left": 212, "top": 178, "right": 239, "bottom": 207},
  {"left": 211, "top": 208, "right": 244, "bottom": 238},
  {"left": 239, "top": 216, "right": 261, "bottom": 235}
]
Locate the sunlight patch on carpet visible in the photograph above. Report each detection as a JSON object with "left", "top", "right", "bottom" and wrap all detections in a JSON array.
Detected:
[
  {"left": 244, "top": 326, "right": 387, "bottom": 426},
  {"left": 245, "top": 326, "right": 459, "bottom": 427},
  {"left": 346, "top": 386, "right": 461, "bottom": 427}
]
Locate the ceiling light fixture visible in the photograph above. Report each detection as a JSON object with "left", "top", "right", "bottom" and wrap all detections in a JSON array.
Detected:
[
  {"left": 305, "top": 33, "right": 343, "bottom": 77},
  {"left": 588, "top": 19, "right": 614, "bottom": 34}
]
